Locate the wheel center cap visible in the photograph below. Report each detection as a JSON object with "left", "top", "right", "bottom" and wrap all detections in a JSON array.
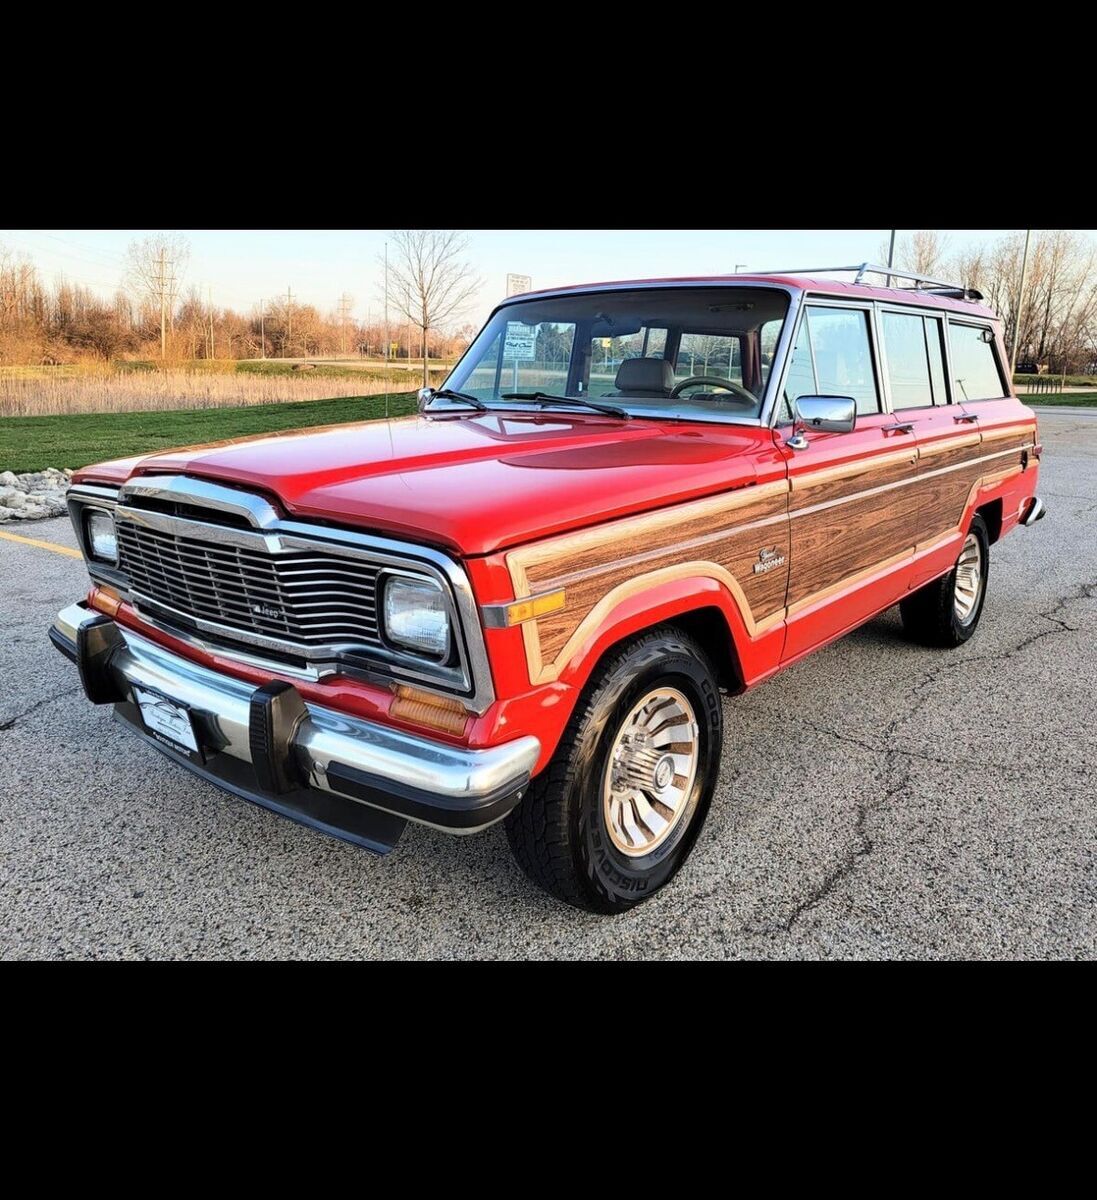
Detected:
[{"left": 653, "top": 755, "right": 674, "bottom": 791}]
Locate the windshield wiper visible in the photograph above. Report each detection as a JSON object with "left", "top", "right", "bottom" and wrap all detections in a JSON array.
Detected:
[
  {"left": 430, "top": 388, "right": 488, "bottom": 411},
  {"left": 501, "top": 391, "right": 631, "bottom": 420}
]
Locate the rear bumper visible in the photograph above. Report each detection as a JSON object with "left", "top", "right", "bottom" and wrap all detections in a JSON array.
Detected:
[{"left": 50, "top": 602, "right": 539, "bottom": 853}]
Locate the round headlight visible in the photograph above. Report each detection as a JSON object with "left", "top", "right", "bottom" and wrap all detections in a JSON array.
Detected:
[
  {"left": 383, "top": 576, "right": 450, "bottom": 659},
  {"left": 85, "top": 508, "right": 118, "bottom": 563}
]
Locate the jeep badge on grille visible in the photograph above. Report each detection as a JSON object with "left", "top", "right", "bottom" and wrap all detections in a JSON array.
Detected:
[{"left": 252, "top": 602, "right": 283, "bottom": 620}]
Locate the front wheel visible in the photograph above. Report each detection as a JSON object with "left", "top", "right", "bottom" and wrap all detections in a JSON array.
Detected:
[
  {"left": 505, "top": 627, "right": 722, "bottom": 913},
  {"left": 900, "top": 514, "right": 990, "bottom": 648}
]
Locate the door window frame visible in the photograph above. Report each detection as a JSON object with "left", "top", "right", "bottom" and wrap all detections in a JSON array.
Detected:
[
  {"left": 945, "top": 317, "right": 1010, "bottom": 403},
  {"left": 770, "top": 296, "right": 885, "bottom": 424},
  {"left": 875, "top": 302, "right": 955, "bottom": 412}
]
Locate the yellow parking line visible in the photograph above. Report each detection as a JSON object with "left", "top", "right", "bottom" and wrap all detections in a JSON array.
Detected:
[{"left": 0, "top": 529, "right": 83, "bottom": 559}]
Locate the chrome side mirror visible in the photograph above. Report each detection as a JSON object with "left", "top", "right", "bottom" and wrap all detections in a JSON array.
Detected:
[
  {"left": 417, "top": 386, "right": 435, "bottom": 413},
  {"left": 787, "top": 395, "right": 857, "bottom": 449}
]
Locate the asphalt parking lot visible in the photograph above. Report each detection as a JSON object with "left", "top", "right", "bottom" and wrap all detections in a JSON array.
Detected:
[{"left": 1, "top": 410, "right": 1094, "bottom": 960}]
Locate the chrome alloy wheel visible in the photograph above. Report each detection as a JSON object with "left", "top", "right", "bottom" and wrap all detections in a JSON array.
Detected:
[
  {"left": 953, "top": 532, "right": 983, "bottom": 624},
  {"left": 602, "top": 687, "right": 700, "bottom": 857}
]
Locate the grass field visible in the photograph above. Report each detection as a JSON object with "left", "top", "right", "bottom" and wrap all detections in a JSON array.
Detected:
[
  {"left": 0, "top": 392, "right": 417, "bottom": 473},
  {"left": 0, "top": 360, "right": 447, "bottom": 417},
  {"left": 1025, "top": 392, "right": 1097, "bottom": 406}
]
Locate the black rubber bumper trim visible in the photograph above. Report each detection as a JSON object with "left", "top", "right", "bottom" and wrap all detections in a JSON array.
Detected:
[
  {"left": 49, "top": 626, "right": 78, "bottom": 663},
  {"left": 114, "top": 702, "right": 408, "bottom": 854},
  {"left": 324, "top": 760, "right": 528, "bottom": 831}
]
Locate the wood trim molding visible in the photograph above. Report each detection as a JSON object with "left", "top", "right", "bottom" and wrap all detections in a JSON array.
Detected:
[
  {"left": 505, "top": 478, "right": 790, "bottom": 585},
  {"left": 503, "top": 439, "right": 1033, "bottom": 686},
  {"left": 524, "top": 560, "right": 781, "bottom": 685}
]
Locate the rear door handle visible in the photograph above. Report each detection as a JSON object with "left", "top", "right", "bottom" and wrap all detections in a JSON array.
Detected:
[
  {"left": 884, "top": 423, "right": 915, "bottom": 434},
  {"left": 953, "top": 413, "right": 979, "bottom": 423}
]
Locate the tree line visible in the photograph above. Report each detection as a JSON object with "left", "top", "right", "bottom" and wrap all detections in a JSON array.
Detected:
[
  {"left": 884, "top": 229, "right": 1097, "bottom": 373},
  {"left": 0, "top": 233, "right": 479, "bottom": 368}
]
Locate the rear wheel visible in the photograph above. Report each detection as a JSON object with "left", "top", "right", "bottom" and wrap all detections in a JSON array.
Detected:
[
  {"left": 900, "top": 514, "right": 989, "bottom": 648},
  {"left": 504, "top": 627, "right": 722, "bottom": 913}
]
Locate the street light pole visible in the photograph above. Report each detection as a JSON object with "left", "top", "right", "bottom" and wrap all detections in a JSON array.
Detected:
[
  {"left": 886, "top": 229, "right": 896, "bottom": 287},
  {"left": 734, "top": 263, "right": 747, "bottom": 273},
  {"left": 1010, "top": 229, "right": 1033, "bottom": 378}
]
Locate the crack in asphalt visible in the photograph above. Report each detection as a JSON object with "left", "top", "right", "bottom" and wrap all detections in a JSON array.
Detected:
[
  {"left": 0, "top": 686, "right": 82, "bottom": 731},
  {"left": 759, "top": 579, "right": 1097, "bottom": 933}
]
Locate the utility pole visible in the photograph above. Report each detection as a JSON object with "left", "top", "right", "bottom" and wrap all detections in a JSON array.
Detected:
[
  {"left": 259, "top": 299, "right": 266, "bottom": 359},
  {"left": 1010, "top": 229, "right": 1033, "bottom": 378},
  {"left": 338, "top": 292, "right": 352, "bottom": 357},
  {"left": 886, "top": 229, "right": 897, "bottom": 287},
  {"left": 208, "top": 284, "right": 214, "bottom": 360},
  {"left": 155, "top": 247, "right": 171, "bottom": 359},
  {"left": 283, "top": 286, "right": 295, "bottom": 358},
  {"left": 384, "top": 241, "right": 390, "bottom": 364}
]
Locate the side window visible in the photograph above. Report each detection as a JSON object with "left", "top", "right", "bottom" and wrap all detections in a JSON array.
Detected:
[
  {"left": 781, "top": 316, "right": 818, "bottom": 421},
  {"left": 948, "top": 322, "right": 1007, "bottom": 403},
  {"left": 925, "top": 316, "right": 948, "bottom": 404},
  {"left": 882, "top": 311, "right": 949, "bottom": 409},
  {"left": 805, "top": 306, "right": 881, "bottom": 415}
]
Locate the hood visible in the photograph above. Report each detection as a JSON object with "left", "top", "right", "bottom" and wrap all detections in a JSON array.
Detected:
[{"left": 76, "top": 411, "right": 780, "bottom": 555}]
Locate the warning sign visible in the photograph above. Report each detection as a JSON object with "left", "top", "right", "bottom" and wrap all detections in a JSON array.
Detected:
[{"left": 504, "top": 323, "right": 537, "bottom": 360}]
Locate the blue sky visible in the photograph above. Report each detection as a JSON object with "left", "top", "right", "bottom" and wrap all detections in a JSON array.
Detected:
[{"left": 0, "top": 228, "right": 1043, "bottom": 326}]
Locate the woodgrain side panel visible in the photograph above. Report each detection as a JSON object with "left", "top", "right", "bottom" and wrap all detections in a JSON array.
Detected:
[
  {"left": 789, "top": 452, "right": 917, "bottom": 512},
  {"left": 503, "top": 428, "right": 1035, "bottom": 687}
]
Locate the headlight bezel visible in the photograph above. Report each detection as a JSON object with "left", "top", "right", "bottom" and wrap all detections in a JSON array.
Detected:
[
  {"left": 84, "top": 507, "right": 119, "bottom": 564},
  {"left": 380, "top": 570, "right": 453, "bottom": 661}
]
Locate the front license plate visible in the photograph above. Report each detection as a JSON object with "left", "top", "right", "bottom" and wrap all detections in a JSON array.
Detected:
[{"left": 132, "top": 686, "right": 204, "bottom": 762}]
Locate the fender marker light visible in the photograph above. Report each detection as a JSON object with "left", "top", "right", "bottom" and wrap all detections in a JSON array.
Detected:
[{"left": 482, "top": 589, "right": 566, "bottom": 628}]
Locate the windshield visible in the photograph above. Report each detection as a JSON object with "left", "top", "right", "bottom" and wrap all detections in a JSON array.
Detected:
[{"left": 440, "top": 286, "right": 790, "bottom": 423}]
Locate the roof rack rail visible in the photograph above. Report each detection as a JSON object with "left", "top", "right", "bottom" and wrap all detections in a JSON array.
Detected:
[{"left": 749, "top": 262, "right": 982, "bottom": 301}]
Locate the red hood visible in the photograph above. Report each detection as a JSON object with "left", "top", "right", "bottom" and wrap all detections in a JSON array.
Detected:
[{"left": 76, "top": 412, "right": 781, "bottom": 555}]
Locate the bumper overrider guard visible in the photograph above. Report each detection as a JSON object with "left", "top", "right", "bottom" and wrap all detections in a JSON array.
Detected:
[{"left": 50, "top": 602, "right": 540, "bottom": 853}]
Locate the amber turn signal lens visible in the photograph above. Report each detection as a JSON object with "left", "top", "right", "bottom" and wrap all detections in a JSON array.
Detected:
[
  {"left": 504, "top": 590, "right": 566, "bottom": 626},
  {"left": 90, "top": 585, "right": 122, "bottom": 616}
]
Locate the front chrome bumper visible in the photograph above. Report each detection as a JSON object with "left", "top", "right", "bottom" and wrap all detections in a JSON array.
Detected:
[{"left": 50, "top": 602, "right": 539, "bottom": 852}]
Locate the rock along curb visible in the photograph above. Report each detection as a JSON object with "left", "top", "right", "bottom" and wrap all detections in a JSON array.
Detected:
[{"left": 0, "top": 468, "right": 73, "bottom": 522}]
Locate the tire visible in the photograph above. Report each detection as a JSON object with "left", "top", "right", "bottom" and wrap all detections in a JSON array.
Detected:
[
  {"left": 900, "top": 514, "right": 990, "bottom": 648},
  {"left": 504, "top": 626, "right": 722, "bottom": 913}
]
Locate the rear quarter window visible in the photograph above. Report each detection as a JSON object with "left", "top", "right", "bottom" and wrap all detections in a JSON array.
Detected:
[{"left": 948, "top": 322, "right": 1007, "bottom": 402}]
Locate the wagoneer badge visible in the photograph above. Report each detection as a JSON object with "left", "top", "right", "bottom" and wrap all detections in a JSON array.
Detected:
[
  {"left": 753, "top": 546, "right": 786, "bottom": 575},
  {"left": 252, "top": 602, "right": 283, "bottom": 620}
]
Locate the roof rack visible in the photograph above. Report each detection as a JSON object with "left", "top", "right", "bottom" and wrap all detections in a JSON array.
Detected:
[{"left": 749, "top": 262, "right": 983, "bottom": 301}]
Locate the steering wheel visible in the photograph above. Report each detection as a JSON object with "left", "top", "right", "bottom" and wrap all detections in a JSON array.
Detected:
[{"left": 669, "top": 376, "right": 757, "bottom": 404}]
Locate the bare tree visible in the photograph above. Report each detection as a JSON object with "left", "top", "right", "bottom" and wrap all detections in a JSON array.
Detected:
[
  {"left": 381, "top": 231, "right": 481, "bottom": 385},
  {"left": 879, "top": 230, "right": 951, "bottom": 278},
  {"left": 123, "top": 233, "right": 190, "bottom": 358}
]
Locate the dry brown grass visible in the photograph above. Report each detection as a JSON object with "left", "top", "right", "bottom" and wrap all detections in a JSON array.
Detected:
[{"left": 0, "top": 364, "right": 437, "bottom": 417}]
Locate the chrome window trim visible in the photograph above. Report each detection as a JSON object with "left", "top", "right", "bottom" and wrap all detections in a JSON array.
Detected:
[
  {"left": 67, "top": 477, "right": 496, "bottom": 713},
  {"left": 445, "top": 281, "right": 802, "bottom": 430},
  {"left": 769, "top": 295, "right": 884, "bottom": 424},
  {"left": 875, "top": 304, "right": 953, "bottom": 412},
  {"left": 944, "top": 317, "right": 1011, "bottom": 403}
]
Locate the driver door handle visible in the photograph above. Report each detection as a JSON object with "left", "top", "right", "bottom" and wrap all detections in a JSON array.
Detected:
[
  {"left": 953, "top": 413, "right": 979, "bottom": 423},
  {"left": 884, "top": 423, "right": 915, "bottom": 435}
]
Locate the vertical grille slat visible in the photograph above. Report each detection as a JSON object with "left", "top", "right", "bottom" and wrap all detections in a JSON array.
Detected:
[{"left": 116, "top": 520, "right": 385, "bottom": 649}]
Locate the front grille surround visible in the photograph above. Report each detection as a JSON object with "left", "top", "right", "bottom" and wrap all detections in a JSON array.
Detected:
[
  {"left": 116, "top": 521, "right": 386, "bottom": 649},
  {"left": 66, "top": 477, "right": 494, "bottom": 712}
]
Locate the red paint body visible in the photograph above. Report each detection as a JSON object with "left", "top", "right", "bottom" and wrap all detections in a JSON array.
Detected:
[{"left": 76, "top": 275, "right": 1041, "bottom": 777}]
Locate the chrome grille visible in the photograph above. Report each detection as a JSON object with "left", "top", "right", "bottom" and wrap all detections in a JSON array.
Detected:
[{"left": 116, "top": 520, "right": 383, "bottom": 648}]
